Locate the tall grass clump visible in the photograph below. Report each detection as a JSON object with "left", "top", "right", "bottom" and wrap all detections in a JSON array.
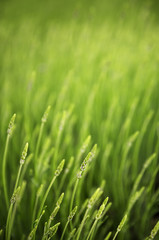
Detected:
[{"left": 0, "top": 0, "right": 159, "bottom": 239}]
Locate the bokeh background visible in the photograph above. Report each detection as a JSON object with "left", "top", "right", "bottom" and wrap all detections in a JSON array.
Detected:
[{"left": 0, "top": 0, "right": 159, "bottom": 239}]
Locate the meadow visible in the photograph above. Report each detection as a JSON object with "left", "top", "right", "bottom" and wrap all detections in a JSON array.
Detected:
[{"left": 0, "top": 0, "right": 159, "bottom": 239}]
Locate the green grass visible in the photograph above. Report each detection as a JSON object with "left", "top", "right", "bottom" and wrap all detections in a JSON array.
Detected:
[{"left": 0, "top": 0, "right": 159, "bottom": 239}]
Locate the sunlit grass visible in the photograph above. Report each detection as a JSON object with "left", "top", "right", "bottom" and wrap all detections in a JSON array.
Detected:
[{"left": 0, "top": 1, "right": 159, "bottom": 239}]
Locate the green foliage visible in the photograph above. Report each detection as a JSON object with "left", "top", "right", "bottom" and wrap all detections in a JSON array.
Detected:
[{"left": 0, "top": 0, "right": 159, "bottom": 240}]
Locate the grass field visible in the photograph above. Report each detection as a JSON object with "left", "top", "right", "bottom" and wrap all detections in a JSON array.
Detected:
[{"left": 0, "top": 0, "right": 159, "bottom": 239}]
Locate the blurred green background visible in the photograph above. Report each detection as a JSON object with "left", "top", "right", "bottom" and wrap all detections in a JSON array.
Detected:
[
  {"left": 0, "top": 0, "right": 159, "bottom": 23},
  {"left": 0, "top": 0, "right": 159, "bottom": 239}
]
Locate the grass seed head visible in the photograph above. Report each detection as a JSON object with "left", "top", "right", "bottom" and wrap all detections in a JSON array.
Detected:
[
  {"left": 77, "top": 144, "right": 97, "bottom": 179},
  {"left": 69, "top": 228, "right": 76, "bottom": 239},
  {"left": 103, "top": 197, "right": 109, "bottom": 206},
  {"left": 46, "top": 222, "right": 60, "bottom": 238},
  {"left": 143, "top": 153, "right": 156, "bottom": 170},
  {"left": 56, "top": 192, "right": 64, "bottom": 207},
  {"left": 7, "top": 113, "right": 16, "bottom": 136},
  {"left": 11, "top": 186, "right": 21, "bottom": 204},
  {"left": 89, "top": 144, "right": 97, "bottom": 162},
  {"left": 80, "top": 152, "right": 92, "bottom": 172},
  {"left": 148, "top": 221, "right": 159, "bottom": 239},
  {"left": 88, "top": 188, "right": 102, "bottom": 209},
  {"left": 20, "top": 142, "right": 29, "bottom": 165},
  {"left": 95, "top": 197, "right": 109, "bottom": 220},
  {"left": 117, "top": 214, "right": 127, "bottom": 232},
  {"left": 50, "top": 206, "right": 60, "bottom": 220},
  {"left": 68, "top": 206, "right": 78, "bottom": 222},
  {"left": 96, "top": 204, "right": 105, "bottom": 220},
  {"left": 128, "top": 187, "right": 145, "bottom": 213},
  {"left": 104, "top": 231, "right": 112, "bottom": 240},
  {"left": 77, "top": 171, "right": 82, "bottom": 179},
  {"left": 55, "top": 159, "right": 65, "bottom": 176},
  {"left": 27, "top": 227, "right": 37, "bottom": 240},
  {"left": 41, "top": 105, "right": 51, "bottom": 123}
]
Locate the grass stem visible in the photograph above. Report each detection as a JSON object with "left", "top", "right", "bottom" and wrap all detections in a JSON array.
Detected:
[
  {"left": 86, "top": 220, "right": 97, "bottom": 240},
  {"left": 60, "top": 221, "right": 69, "bottom": 240},
  {"left": 37, "top": 176, "right": 56, "bottom": 218},
  {"left": 70, "top": 179, "right": 79, "bottom": 213},
  {"left": 2, "top": 135, "right": 10, "bottom": 210}
]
